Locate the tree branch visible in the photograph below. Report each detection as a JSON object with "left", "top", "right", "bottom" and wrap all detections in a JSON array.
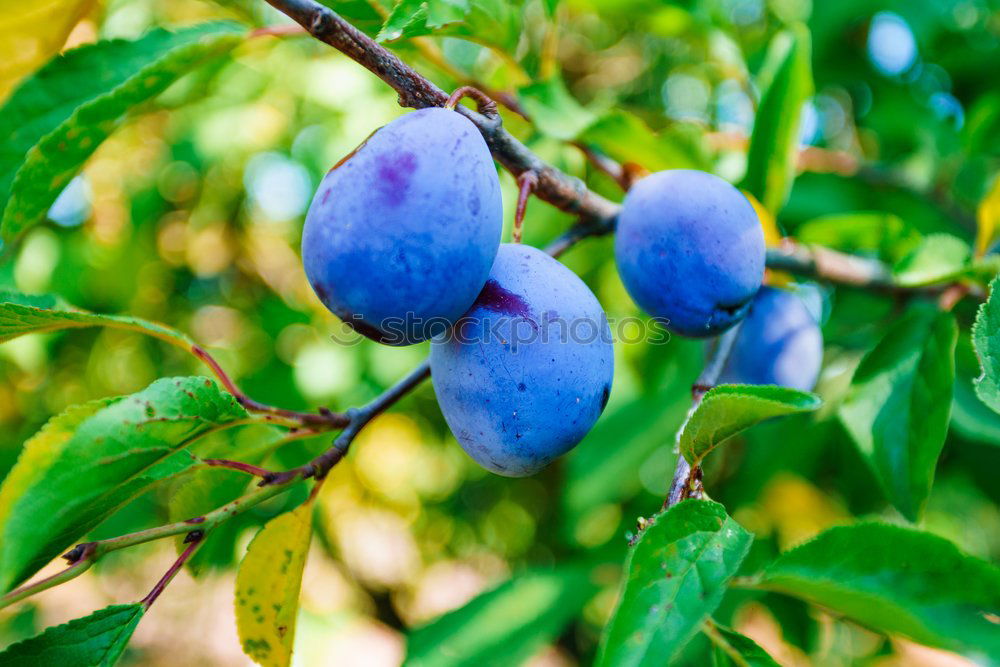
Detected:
[
  {"left": 0, "top": 478, "right": 301, "bottom": 611},
  {"left": 261, "top": 0, "right": 620, "bottom": 227},
  {"left": 260, "top": 360, "right": 431, "bottom": 485}
]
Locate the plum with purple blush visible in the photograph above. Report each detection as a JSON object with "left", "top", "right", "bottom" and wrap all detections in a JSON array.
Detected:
[
  {"left": 430, "top": 244, "right": 614, "bottom": 476},
  {"left": 302, "top": 108, "right": 502, "bottom": 345}
]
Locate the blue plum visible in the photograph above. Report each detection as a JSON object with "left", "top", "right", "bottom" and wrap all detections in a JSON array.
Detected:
[
  {"left": 302, "top": 107, "right": 502, "bottom": 345},
  {"left": 614, "top": 169, "right": 765, "bottom": 337},
  {"left": 719, "top": 286, "right": 823, "bottom": 391},
  {"left": 430, "top": 244, "right": 614, "bottom": 476}
]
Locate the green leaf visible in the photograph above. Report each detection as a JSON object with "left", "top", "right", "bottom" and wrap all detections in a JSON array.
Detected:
[
  {"left": 0, "top": 377, "right": 248, "bottom": 593},
  {"left": 839, "top": 304, "right": 958, "bottom": 521},
  {"left": 951, "top": 332, "right": 1000, "bottom": 446},
  {"left": 742, "top": 24, "right": 813, "bottom": 214},
  {"left": 795, "top": 211, "right": 921, "bottom": 263},
  {"left": 167, "top": 428, "right": 282, "bottom": 576},
  {"left": 578, "top": 111, "right": 708, "bottom": 172},
  {"left": 596, "top": 500, "right": 753, "bottom": 666},
  {"left": 680, "top": 385, "right": 822, "bottom": 466},
  {"left": 758, "top": 523, "right": 1000, "bottom": 659},
  {"left": 0, "top": 22, "right": 244, "bottom": 241},
  {"left": 562, "top": 359, "right": 699, "bottom": 543},
  {"left": 316, "top": 0, "right": 390, "bottom": 37},
  {"left": 892, "top": 234, "right": 972, "bottom": 287},
  {"left": 706, "top": 625, "right": 780, "bottom": 667},
  {"left": 0, "top": 291, "right": 192, "bottom": 347},
  {"left": 376, "top": 0, "right": 522, "bottom": 52},
  {"left": 405, "top": 566, "right": 596, "bottom": 667},
  {"left": 235, "top": 502, "right": 313, "bottom": 667},
  {"left": 517, "top": 76, "right": 596, "bottom": 141},
  {"left": 973, "top": 276, "right": 1000, "bottom": 414},
  {"left": 0, "top": 603, "right": 144, "bottom": 666}
]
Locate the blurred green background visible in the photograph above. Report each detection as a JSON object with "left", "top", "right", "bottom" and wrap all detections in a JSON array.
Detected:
[{"left": 1, "top": 0, "right": 999, "bottom": 664}]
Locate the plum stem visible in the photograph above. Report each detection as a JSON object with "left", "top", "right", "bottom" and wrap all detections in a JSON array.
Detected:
[
  {"left": 513, "top": 171, "right": 538, "bottom": 243},
  {"left": 445, "top": 86, "right": 499, "bottom": 120}
]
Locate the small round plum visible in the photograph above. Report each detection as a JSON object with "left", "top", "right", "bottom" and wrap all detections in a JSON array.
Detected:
[
  {"left": 430, "top": 244, "right": 614, "bottom": 477},
  {"left": 614, "top": 169, "right": 765, "bottom": 338},
  {"left": 719, "top": 287, "right": 823, "bottom": 391},
  {"left": 302, "top": 108, "right": 502, "bottom": 345}
]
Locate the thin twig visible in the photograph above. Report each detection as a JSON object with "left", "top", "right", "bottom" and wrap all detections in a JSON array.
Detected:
[
  {"left": 0, "top": 545, "right": 96, "bottom": 610},
  {"left": 191, "top": 344, "right": 349, "bottom": 428},
  {"left": 513, "top": 171, "right": 538, "bottom": 243},
  {"left": 202, "top": 458, "right": 273, "bottom": 478},
  {"left": 260, "top": 360, "right": 431, "bottom": 485},
  {"left": 142, "top": 532, "right": 204, "bottom": 608},
  {"left": 0, "top": 479, "right": 301, "bottom": 611},
  {"left": 665, "top": 322, "right": 744, "bottom": 509}
]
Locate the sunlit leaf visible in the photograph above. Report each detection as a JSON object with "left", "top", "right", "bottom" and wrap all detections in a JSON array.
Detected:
[
  {"left": 796, "top": 211, "right": 921, "bottom": 263},
  {"left": 596, "top": 500, "right": 752, "bottom": 666},
  {"left": 680, "top": 385, "right": 822, "bottom": 466},
  {"left": 0, "top": 22, "right": 244, "bottom": 241},
  {"left": 0, "top": 0, "right": 96, "bottom": 102},
  {"left": 839, "top": 303, "right": 957, "bottom": 521},
  {"left": 0, "top": 377, "right": 248, "bottom": 593},
  {"left": 758, "top": 523, "right": 1000, "bottom": 659},
  {"left": 0, "top": 603, "right": 144, "bottom": 666},
  {"left": 517, "top": 76, "right": 596, "bottom": 141},
  {"left": 742, "top": 24, "right": 813, "bottom": 215},
  {"left": 376, "top": 0, "right": 522, "bottom": 52},
  {"left": 235, "top": 502, "right": 313, "bottom": 667},
  {"left": 577, "top": 111, "right": 708, "bottom": 172},
  {"left": 892, "top": 234, "right": 972, "bottom": 287},
  {"left": 405, "top": 566, "right": 596, "bottom": 666},
  {"left": 0, "top": 290, "right": 192, "bottom": 347}
]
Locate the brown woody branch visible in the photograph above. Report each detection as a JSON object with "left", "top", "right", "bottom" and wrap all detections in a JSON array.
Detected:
[{"left": 262, "top": 0, "right": 620, "bottom": 228}]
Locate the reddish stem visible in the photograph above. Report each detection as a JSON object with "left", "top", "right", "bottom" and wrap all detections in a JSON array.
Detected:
[
  {"left": 513, "top": 171, "right": 538, "bottom": 243},
  {"left": 202, "top": 459, "right": 273, "bottom": 478},
  {"left": 141, "top": 532, "right": 204, "bottom": 608},
  {"left": 190, "top": 344, "right": 348, "bottom": 428}
]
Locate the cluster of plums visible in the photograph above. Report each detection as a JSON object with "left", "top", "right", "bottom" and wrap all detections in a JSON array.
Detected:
[{"left": 302, "top": 108, "right": 822, "bottom": 476}]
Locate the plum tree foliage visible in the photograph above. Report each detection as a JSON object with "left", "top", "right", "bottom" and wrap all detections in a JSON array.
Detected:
[{"left": 0, "top": 0, "right": 999, "bottom": 665}]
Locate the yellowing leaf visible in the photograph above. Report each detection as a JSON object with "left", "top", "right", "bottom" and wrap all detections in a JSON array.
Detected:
[
  {"left": 744, "top": 190, "right": 783, "bottom": 246},
  {"left": 235, "top": 502, "right": 314, "bottom": 667},
  {"left": 0, "top": 0, "right": 96, "bottom": 102},
  {"left": 975, "top": 174, "right": 1000, "bottom": 257},
  {"left": 744, "top": 191, "right": 791, "bottom": 287}
]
